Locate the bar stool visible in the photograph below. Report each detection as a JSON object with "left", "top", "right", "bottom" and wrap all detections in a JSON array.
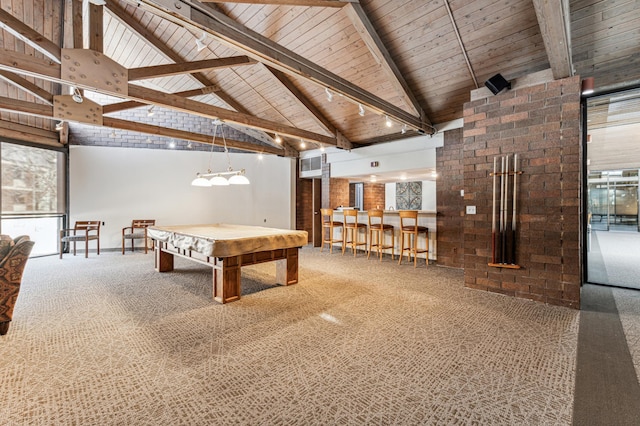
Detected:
[
  {"left": 398, "top": 210, "right": 429, "bottom": 267},
  {"left": 368, "top": 209, "right": 394, "bottom": 261},
  {"left": 320, "top": 208, "right": 344, "bottom": 253},
  {"left": 343, "top": 209, "right": 367, "bottom": 256}
]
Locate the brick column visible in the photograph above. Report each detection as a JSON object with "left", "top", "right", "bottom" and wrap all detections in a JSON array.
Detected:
[{"left": 462, "top": 76, "right": 581, "bottom": 309}]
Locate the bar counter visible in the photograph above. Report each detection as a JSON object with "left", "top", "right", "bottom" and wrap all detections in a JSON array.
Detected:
[{"left": 331, "top": 210, "right": 437, "bottom": 260}]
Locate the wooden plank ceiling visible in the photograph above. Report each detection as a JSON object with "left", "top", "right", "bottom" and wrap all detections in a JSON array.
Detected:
[{"left": 0, "top": 0, "right": 639, "bottom": 154}]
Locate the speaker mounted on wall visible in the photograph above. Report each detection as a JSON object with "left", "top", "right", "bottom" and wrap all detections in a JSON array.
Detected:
[{"left": 485, "top": 74, "right": 511, "bottom": 95}]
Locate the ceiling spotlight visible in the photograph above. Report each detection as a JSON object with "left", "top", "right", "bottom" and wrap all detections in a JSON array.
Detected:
[
  {"left": 431, "top": 170, "right": 438, "bottom": 178},
  {"left": 110, "top": 130, "right": 116, "bottom": 138},
  {"left": 385, "top": 115, "right": 392, "bottom": 128},
  {"left": 370, "top": 175, "right": 377, "bottom": 182},
  {"left": 258, "top": 153, "right": 264, "bottom": 160},
  {"left": 168, "top": 139, "right": 176, "bottom": 149},
  {"left": 401, "top": 124, "right": 407, "bottom": 134},
  {"left": 319, "top": 144, "right": 325, "bottom": 152},
  {"left": 300, "top": 140, "right": 306, "bottom": 149},
  {"left": 187, "top": 142, "right": 193, "bottom": 149},
  {"left": 146, "top": 137, "right": 152, "bottom": 143},
  {"left": 195, "top": 32, "right": 207, "bottom": 52},
  {"left": 72, "top": 87, "right": 83, "bottom": 104},
  {"left": 274, "top": 134, "right": 282, "bottom": 144},
  {"left": 55, "top": 121, "right": 64, "bottom": 131},
  {"left": 147, "top": 105, "right": 155, "bottom": 117},
  {"left": 325, "top": 87, "right": 333, "bottom": 102},
  {"left": 358, "top": 103, "right": 365, "bottom": 117}
]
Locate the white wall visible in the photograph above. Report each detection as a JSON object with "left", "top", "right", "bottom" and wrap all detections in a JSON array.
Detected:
[{"left": 69, "top": 146, "right": 295, "bottom": 249}]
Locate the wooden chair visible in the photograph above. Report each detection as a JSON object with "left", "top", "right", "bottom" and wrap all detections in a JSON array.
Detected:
[
  {"left": 398, "top": 210, "right": 428, "bottom": 267},
  {"left": 122, "top": 220, "right": 156, "bottom": 254},
  {"left": 320, "top": 209, "right": 343, "bottom": 253},
  {"left": 343, "top": 209, "right": 367, "bottom": 256},
  {"left": 368, "top": 209, "right": 394, "bottom": 261},
  {"left": 0, "top": 235, "right": 35, "bottom": 335},
  {"left": 59, "top": 220, "right": 101, "bottom": 259}
]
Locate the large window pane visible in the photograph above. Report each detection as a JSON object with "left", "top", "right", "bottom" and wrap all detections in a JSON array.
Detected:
[{"left": 1, "top": 142, "right": 66, "bottom": 256}]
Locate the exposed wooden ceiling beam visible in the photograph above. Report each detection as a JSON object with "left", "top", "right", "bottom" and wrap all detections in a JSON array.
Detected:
[
  {"left": 0, "top": 95, "right": 282, "bottom": 155},
  {"left": 104, "top": 118, "right": 283, "bottom": 155},
  {"left": 343, "top": 3, "right": 423, "bottom": 117},
  {"left": 0, "top": 118, "right": 60, "bottom": 147},
  {"left": 0, "top": 70, "right": 54, "bottom": 105},
  {"left": 266, "top": 65, "right": 338, "bottom": 137},
  {"left": 103, "top": 86, "right": 220, "bottom": 113},
  {"left": 88, "top": 3, "right": 104, "bottom": 52},
  {"left": 0, "top": 7, "right": 62, "bottom": 63},
  {"left": 144, "top": 1, "right": 431, "bottom": 133},
  {"left": 105, "top": 0, "right": 277, "bottom": 145},
  {"left": 0, "top": 49, "right": 337, "bottom": 146},
  {"left": 199, "top": 0, "right": 355, "bottom": 6},
  {"left": 532, "top": 0, "right": 573, "bottom": 80},
  {"left": 128, "top": 56, "right": 256, "bottom": 81}
]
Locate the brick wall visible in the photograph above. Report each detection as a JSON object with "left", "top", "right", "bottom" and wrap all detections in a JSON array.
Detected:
[
  {"left": 363, "top": 183, "right": 385, "bottom": 211},
  {"left": 330, "top": 178, "right": 350, "bottom": 209},
  {"left": 296, "top": 164, "right": 313, "bottom": 242},
  {"left": 462, "top": 76, "right": 581, "bottom": 309},
  {"left": 436, "top": 128, "right": 465, "bottom": 268}
]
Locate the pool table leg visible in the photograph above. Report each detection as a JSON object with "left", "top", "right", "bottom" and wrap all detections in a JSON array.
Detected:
[
  {"left": 155, "top": 245, "right": 174, "bottom": 272},
  {"left": 276, "top": 247, "right": 299, "bottom": 286},
  {"left": 214, "top": 256, "right": 241, "bottom": 304}
]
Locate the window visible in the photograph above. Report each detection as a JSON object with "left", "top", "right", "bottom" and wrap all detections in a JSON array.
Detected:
[{"left": 1, "top": 142, "right": 66, "bottom": 256}]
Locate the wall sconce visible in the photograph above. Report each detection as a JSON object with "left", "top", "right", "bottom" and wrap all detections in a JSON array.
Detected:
[{"left": 484, "top": 73, "right": 511, "bottom": 95}]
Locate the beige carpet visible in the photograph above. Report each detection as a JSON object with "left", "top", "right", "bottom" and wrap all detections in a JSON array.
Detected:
[{"left": 0, "top": 247, "right": 578, "bottom": 425}]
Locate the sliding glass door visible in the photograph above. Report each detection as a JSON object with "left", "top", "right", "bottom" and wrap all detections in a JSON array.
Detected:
[{"left": 0, "top": 142, "right": 66, "bottom": 256}]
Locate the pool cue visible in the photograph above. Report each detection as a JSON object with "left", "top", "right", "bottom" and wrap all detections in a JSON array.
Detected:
[
  {"left": 492, "top": 157, "right": 497, "bottom": 264},
  {"left": 502, "top": 155, "right": 509, "bottom": 264},
  {"left": 499, "top": 156, "right": 505, "bottom": 264},
  {"left": 511, "top": 154, "right": 518, "bottom": 264}
]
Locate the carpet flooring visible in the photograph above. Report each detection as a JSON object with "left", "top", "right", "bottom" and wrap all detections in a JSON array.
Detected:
[
  {"left": 1, "top": 248, "right": 579, "bottom": 425},
  {"left": 588, "top": 230, "right": 640, "bottom": 289}
]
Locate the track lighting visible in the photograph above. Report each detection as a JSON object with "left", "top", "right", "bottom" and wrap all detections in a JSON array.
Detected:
[
  {"left": 168, "top": 139, "right": 176, "bottom": 149},
  {"left": 300, "top": 140, "right": 306, "bottom": 149},
  {"left": 401, "top": 124, "right": 407, "bottom": 134},
  {"left": 55, "top": 121, "right": 63, "bottom": 131},
  {"left": 325, "top": 87, "right": 333, "bottom": 102},
  {"left": 110, "top": 130, "right": 116, "bottom": 138},
  {"left": 258, "top": 153, "right": 264, "bottom": 160},
  {"left": 195, "top": 32, "right": 207, "bottom": 52},
  {"left": 358, "top": 103, "right": 365, "bottom": 117},
  {"left": 274, "top": 134, "right": 282, "bottom": 144},
  {"left": 385, "top": 115, "right": 392, "bottom": 128},
  {"left": 147, "top": 105, "right": 155, "bottom": 117},
  {"left": 72, "top": 87, "right": 83, "bottom": 104},
  {"left": 319, "top": 144, "right": 325, "bottom": 152}
]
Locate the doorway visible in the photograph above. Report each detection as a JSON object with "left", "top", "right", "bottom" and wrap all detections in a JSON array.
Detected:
[{"left": 585, "top": 88, "right": 640, "bottom": 289}]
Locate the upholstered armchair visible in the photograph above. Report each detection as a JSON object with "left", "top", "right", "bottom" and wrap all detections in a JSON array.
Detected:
[{"left": 0, "top": 235, "right": 35, "bottom": 335}]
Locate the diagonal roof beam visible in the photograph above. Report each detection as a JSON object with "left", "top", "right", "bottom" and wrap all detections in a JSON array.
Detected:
[
  {"left": 128, "top": 56, "right": 256, "bottom": 81},
  {"left": 103, "top": 86, "right": 220, "bottom": 113},
  {"left": 532, "top": 0, "right": 573, "bottom": 80},
  {"left": 200, "top": 0, "right": 355, "bottom": 6},
  {"left": 0, "top": 95, "right": 284, "bottom": 155},
  {"left": 142, "top": 1, "right": 432, "bottom": 133},
  {"left": 0, "top": 49, "right": 337, "bottom": 146},
  {"left": 0, "top": 7, "right": 62, "bottom": 63},
  {"left": 0, "top": 70, "right": 54, "bottom": 105},
  {"left": 105, "top": 0, "right": 278, "bottom": 145},
  {"left": 343, "top": 3, "right": 423, "bottom": 118}
]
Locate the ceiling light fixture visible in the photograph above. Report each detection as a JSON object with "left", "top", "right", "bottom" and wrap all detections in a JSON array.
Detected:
[
  {"left": 147, "top": 105, "right": 155, "bottom": 117},
  {"left": 385, "top": 115, "right": 392, "bottom": 128},
  {"left": 274, "top": 134, "right": 282, "bottom": 144},
  {"left": 191, "top": 120, "right": 250, "bottom": 187},
  {"left": 195, "top": 32, "right": 207, "bottom": 52},
  {"left": 168, "top": 139, "right": 176, "bottom": 149},
  {"left": 300, "top": 140, "right": 306, "bottom": 149},
  {"left": 319, "top": 144, "right": 325, "bottom": 152},
  {"left": 72, "top": 87, "right": 83, "bottom": 103},
  {"left": 358, "top": 103, "right": 365, "bottom": 117},
  {"left": 258, "top": 153, "right": 264, "bottom": 160},
  {"left": 55, "top": 121, "right": 64, "bottom": 131},
  {"left": 110, "top": 130, "right": 116, "bottom": 138},
  {"left": 325, "top": 88, "right": 333, "bottom": 102},
  {"left": 401, "top": 124, "right": 407, "bottom": 134}
]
